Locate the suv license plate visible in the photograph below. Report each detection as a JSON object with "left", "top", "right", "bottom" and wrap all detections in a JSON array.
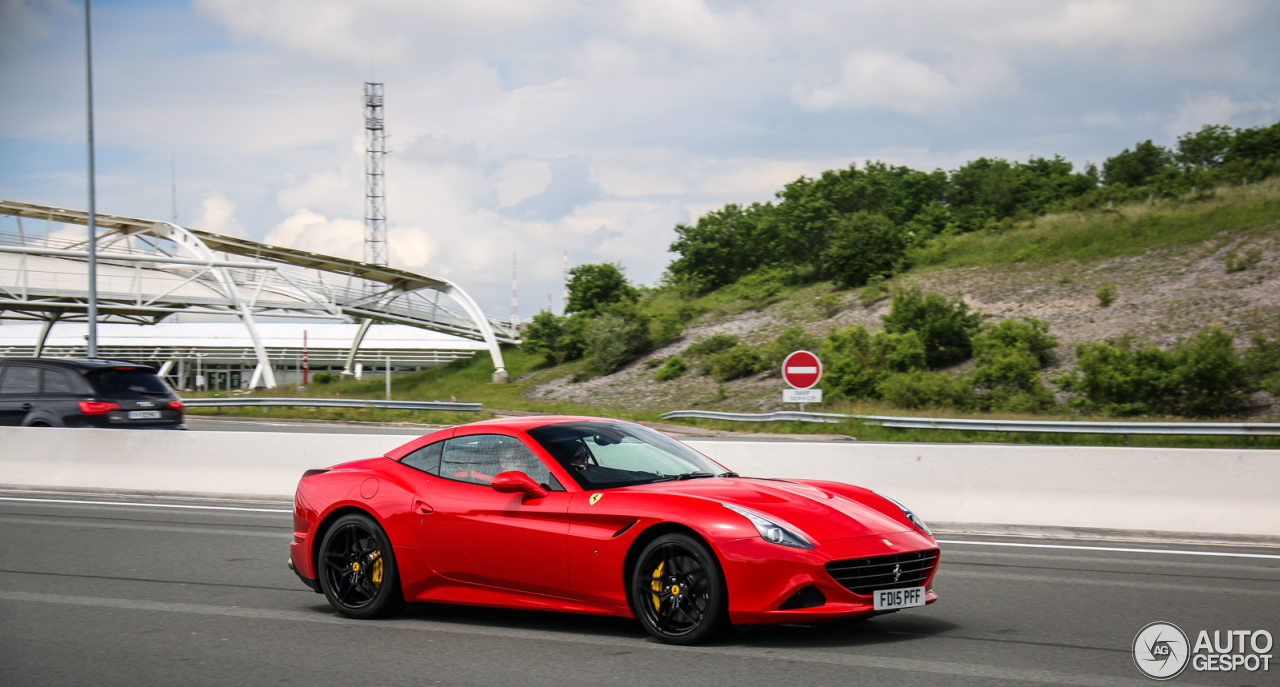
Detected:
[
  {"left": 873, "top": 586, "right": 925, "bottom": 611},
  {"left": 128, "top": 410, "right": 162, "bottom": 420}
]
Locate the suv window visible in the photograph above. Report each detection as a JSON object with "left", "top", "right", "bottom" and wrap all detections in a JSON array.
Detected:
[
  {"left": 441, "top": 434, "right": 562, "bottom": 491},
  {"left": 0, "top": 366, "right": 40, "bottom": 395},
  {"left": 42, "top": 369, "right": 78, "bottom": 394},
  {"left": 88, "top": 369, "right": 170, "bottom": 397}
]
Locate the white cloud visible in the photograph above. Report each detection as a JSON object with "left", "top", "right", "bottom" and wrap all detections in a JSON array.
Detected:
[
  {"left": 793, "top": 51, "right": 1017, "bottom": 116},
  {"left": 492, "top": 160, "right": 553, "bottom": 208},
  {"left": 1166, "top": 92, "right": 1280, "bottom": 138},
  {"left": 191, "top": 193, "right": 249, "bottom": 239},
  {"left": 263, "top": 209, "right": 363, "bottom": 259},
  {"left": 6, "top": 0, "right": 1280, "bottom": 317}
]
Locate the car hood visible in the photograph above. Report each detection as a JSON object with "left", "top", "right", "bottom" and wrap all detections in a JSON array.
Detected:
[{"left": 626, "top": 477, "right": 911, "bottom": 541}]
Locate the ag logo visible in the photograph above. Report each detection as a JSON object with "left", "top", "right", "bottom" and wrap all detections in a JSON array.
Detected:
[
  {"left": 589, "top": 493, "right": 602, "bottom": 506},
  {"left": 1133, "top": 621, "right": 1190, "bottom": 680}
]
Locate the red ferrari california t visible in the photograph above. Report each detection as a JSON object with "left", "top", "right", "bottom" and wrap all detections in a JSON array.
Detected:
[{"left": 288, "top": 416, "right": 939, "bottom": 644}]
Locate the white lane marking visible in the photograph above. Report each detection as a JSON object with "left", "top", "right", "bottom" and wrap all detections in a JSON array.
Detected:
[
  {"left": 937, "top": 539, "right": 1280, "bottom": 560},
  {"left": 0, "top": 516, "right": 291, "bottom": 538},
  {"left": 0, "top": 590, "right": 1169, "bottom": 687},
  {"left": 786, "top": 366, "right": 818, "bottom": 374},
  {"left": 943, "top": 570, "right": 1280, "bottom": 596},
  {"left": 0, "top": 497, "right": 290, "bottom": 513}
]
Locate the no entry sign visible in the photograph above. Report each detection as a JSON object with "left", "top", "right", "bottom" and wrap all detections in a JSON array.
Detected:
[{"left": 782, "top": 350, "right": 822, "bottom": 389}]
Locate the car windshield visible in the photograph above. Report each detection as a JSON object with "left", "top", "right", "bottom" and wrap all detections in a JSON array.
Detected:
[
  {"left": 88, "top": 369, "right": 171, "bottom": 397},
  {"left": 526, "top": 421, "right": 727, "bottom": 489}
]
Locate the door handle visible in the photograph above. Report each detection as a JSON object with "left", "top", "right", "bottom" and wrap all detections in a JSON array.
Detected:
[
  {"left": 414, "top": 499, "right": 433, "bottom": 514},
  {"left": 20, "top": 403, "right": 32, "bottom": 411}
]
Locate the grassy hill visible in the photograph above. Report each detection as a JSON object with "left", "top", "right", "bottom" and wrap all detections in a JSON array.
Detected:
[{"left": 191, "top": 178, "right": 1280, "bottom": 447}]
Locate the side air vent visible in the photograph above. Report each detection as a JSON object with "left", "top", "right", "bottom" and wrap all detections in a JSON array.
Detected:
[{"left": 778, "top": 586, "right": 826, "bottom": 610}]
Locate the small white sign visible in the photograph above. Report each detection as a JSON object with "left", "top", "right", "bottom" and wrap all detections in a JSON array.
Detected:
[{"left": 783, "top": 389, "right": 823, "bottom": 403}]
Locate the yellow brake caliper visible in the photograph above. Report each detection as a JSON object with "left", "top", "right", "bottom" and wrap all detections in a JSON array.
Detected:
[
  {"left": 650, "top": 561, "right": 665, "bottom": 612},
  {"left": 369, "top": 550, "right": 383, "bottom": 587}
]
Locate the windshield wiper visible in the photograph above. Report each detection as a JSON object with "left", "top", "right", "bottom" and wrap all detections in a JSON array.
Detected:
[
  {"left": 718, "top": 472, "right": 739, "bottom": 477},
  {"left": 647, "top": 471, "right": 717, "bottom": 483}
]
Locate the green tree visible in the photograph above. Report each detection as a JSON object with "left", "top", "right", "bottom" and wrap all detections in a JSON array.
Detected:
[
  {"left": 822, "top": 212, "right": 909, "bottom": 287},
  {"left": 881, "top": 286, "right": 983, "bottom": 368},
  {"left": 1176, "top": 124, "right": 1235, "bottom": 170},
  {"left": 521, "top": 311, "right": 585, "bottom": 365},
  {"left": 666, "top": 203, "right": 777, "bottom": 291},
  {"left": 1102, "top": 140, "right": 1174, "bottom": 187},
  {"left": 566, "top": 263, "right": 637, "bottom": 314},
  {"left": 772, "top": 176, "right": 841, "bottom": 279}
]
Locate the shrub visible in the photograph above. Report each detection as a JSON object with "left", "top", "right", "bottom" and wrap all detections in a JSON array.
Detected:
[
  {"left": 584, "top": 312, "right": 651, "bottom": 374},
  {"left": 654, "top": 357, "right": 688, "bottom": 381},
  {"left": 814, "top": 293, "right": 843, "bottom": 318},
  {"left": 881, "top": 286, "right": 982, "bottom": 368},
  {"left": 684, "top": 333, "right": 739, "bottom": 358},
  {"left": 759, "top": 326, "right": 820, "bottom": 374},
  {"left": 1225, "top": 248, "right": 1263, "bottom": 273},
  {"left": 879, "top": 370, "right": 974, "bottom": 410},
  {"left": 1057, "top": 327, "right": 1248, "bottom": 416},
  {"left": 706, "top": 345, "right": 763, "bottom": 382},
  {"left": 522, "top": 311, "right": 587, "bottom": 365},
  {"left": 311, "top": 372, "right": 335, "bottom": 385},
  {"left": 973, "top": 317, "right": 1057, "bottom": 367},
  {"left": 1096, "top": 282, "right": 1116, "bottom": 307},
  {"left": 858, "top": 275, "right": 888, "bottom": 306},
  {"left": 819, "top": 326, "right": 927, "bottom": 400}
]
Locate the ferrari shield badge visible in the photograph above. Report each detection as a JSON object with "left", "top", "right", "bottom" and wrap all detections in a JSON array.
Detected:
[{"left": 589, "top": 493, "right": 603, "bottom": 505}]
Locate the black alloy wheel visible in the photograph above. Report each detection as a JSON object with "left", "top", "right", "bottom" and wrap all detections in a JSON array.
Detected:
[
  {"left": 317, "top": 513, "right": 405, "bottom": 619},
  {"left": 630, "top": 533, "right": 729, "bottom": 645}
]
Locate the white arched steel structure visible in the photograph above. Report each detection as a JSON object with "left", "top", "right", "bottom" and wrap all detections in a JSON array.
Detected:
[{"left": 0, "top": 200, "right": 519, "bottom": 387}]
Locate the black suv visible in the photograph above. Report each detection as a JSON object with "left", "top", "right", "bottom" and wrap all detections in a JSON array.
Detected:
[{"left": 0, "top": 358, "right": 185, "bottom": 429}]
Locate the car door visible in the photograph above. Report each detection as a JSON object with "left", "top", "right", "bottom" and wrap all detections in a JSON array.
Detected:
[
  {"left": 412, "top": 432, "right": 572, "bottom": 598},
  {"left": 0, "top": 365, "right": 41, "bottom": 426}
]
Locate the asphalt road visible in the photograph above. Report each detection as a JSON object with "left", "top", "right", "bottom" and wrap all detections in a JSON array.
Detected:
[{"left": 1, "top": 490, "right": 1276, "bottom": 687}]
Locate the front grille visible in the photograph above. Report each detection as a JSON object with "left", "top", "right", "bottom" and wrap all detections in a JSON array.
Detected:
[{"left": 825, "top": 549, "right": 938, "bottom": 596}]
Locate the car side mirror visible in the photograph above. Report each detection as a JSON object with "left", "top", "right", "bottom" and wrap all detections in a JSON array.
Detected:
[{"left": 491, "top": 471, "right": 549, "bottom": 499}]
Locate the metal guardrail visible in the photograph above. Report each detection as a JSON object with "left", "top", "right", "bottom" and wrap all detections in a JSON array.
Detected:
[
  {"left": 183, "top": 397, "right": 483, "bottom": 412},
  {"left": 659, "top": 410, "right": 1280, "bottom": 436}
]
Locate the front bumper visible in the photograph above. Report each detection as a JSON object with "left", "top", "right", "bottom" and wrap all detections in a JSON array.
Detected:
[{"left": 716, "top": 527, "right": 939, "bottom": 625}]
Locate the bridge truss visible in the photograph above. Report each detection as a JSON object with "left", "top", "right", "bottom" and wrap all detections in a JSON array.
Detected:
[{"left": 0, "top": 199, "right": 519, "bottom": 387}]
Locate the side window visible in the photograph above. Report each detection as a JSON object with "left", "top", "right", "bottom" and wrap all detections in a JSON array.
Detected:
[
  {"left": 401, "top": 441, "right": 443, "bottom": 475},
  {"left": 0, "top": 366, "right": 40, "bottom": 395},
  {"left": 42, "top": 369, "right": 78, "bottom": 394},
  {"left": 441, "top": 434, "right": 563, "bottom": 491}
]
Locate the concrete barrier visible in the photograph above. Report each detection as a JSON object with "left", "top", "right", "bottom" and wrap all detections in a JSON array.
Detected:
[
  {"left": 0, "top": 426, "right": 406, "bottom": 498},
  {"left": 2, "top": 427, "right": 1276, "bottom": 538},
  {"left": 688, "top": 440, "right": 1280, "bottom": 539}
]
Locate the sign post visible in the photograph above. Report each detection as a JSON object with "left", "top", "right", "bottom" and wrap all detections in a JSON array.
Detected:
[{"left": 781, "top": 350, "right": 823, "bottom": 411}]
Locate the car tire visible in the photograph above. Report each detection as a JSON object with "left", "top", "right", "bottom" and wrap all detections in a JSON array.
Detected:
[
  {"left": 317, "top": 512, "right": 405, "bottom": 619},
  {"left": 630, "top": 533, "right": 729, "bottom": 645}
]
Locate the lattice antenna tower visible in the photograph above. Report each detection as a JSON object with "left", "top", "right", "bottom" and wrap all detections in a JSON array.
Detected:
[{"left": 364, "top": 83, "right": 388, "bottom": 273}]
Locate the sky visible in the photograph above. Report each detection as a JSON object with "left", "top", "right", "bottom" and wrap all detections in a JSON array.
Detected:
[{"left": 2, "top": 0, "right": 1280, "bottom": 318}]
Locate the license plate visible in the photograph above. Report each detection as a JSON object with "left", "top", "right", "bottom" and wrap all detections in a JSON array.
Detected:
[
  {"left": 128, "top": 410, "right": 162, "bottom": 420},
  {"left": 873, "top": 586, "right": 926, "bottom": 611}
]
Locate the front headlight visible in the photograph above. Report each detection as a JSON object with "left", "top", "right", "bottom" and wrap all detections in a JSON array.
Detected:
[
  {"left": 874, "top": 491, "right": 932, "bottom": 536},
  {"left": 721, "top": 503, "right": 813, "bottom": 549}
]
